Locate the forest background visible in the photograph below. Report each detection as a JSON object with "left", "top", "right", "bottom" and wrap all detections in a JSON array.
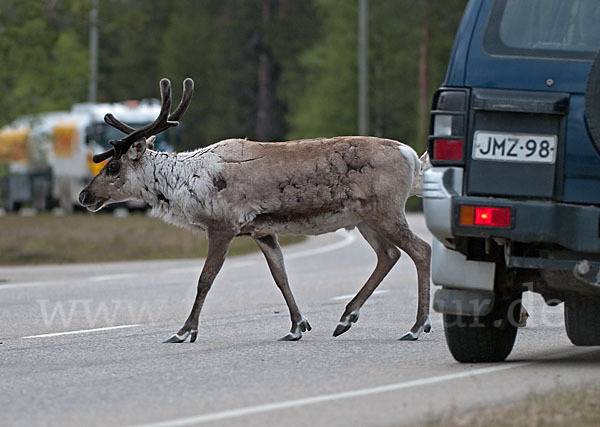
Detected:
[{"left": 0, "top": 0, "right": 467, "bottom": 154}]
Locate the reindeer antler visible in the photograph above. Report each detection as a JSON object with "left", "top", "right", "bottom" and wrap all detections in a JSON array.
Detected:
[{"left": 93, "top": 78, "right": 194, "bottom": 163}]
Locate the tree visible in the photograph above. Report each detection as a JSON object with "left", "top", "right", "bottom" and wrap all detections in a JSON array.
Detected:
[
  {"left": 96, "top": 0, "right": 173, "bottom": 102},
  {"left": 159, "top": 0, "right": 319, "bottom": 150},
  {"left": 0, "top": 0, "right": 89, "bottom": 126},
  {"left": 0, "top": 0, "right": 466, "bottom": 155},
  {"left": 284, "top": 0, "right": 467, "bottom": 152},
  {"left": 284, "top": 0, "right": 359, "bottom": 139}
]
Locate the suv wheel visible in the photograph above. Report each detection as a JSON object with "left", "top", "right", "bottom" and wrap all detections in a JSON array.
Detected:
[
  {"left": 564, "top": 294, "right": 600, "bottom": 346},
  {"left": 443, "top": 297, "right": 521, "bottom": 363},
  {"left": 585, "top": 49, "right": 600, "bottom": 148}
]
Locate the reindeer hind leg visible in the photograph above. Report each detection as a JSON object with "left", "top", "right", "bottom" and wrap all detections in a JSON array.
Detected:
[
  {"left": 369, "top": 217, "right": 432, "bottom": 341},
  {"left": 333, "top": 223, "right": 401, "bottom": 337}
]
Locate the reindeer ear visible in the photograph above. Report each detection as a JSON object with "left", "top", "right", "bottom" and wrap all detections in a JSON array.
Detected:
[
  {"left": 128, "top": 138, "right": 147, "bottom": 161},
  {"left": 146, "top": 135, "right": 156, "bottom": 150}
]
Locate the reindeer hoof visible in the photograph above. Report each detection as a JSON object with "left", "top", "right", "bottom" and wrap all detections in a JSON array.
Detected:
[
  {"left": 163, "top": 330, "right": 192, "bottom": 343},
  {"left": 279, "top": 316, "right": 311, "bottom": 341},
  {"left": 279, "top": 332, "right": 302, "bottom": 341},
  {"left": 299, "top": 317, "right": 312, "bottom": 332},
  {"left": 517, "top": 306, "right": 529, "bottom": 328},
  {"left": 399, "top": 316, "right": 431, "bottom": 341},
  {"left": 333, "top": 309, "right": 360, "bottom": 337},
  {"left": 424, "top": 315, "right": 433, "bottom": 333},
  {"left": 398, "top": 331, "right": 419, "bottom": 341},
  {"left": 333, "top": 322, "right": 352, "bottom": 337},
  {"left": 163, "top": 335, "right": 185, "bottom": 343}
]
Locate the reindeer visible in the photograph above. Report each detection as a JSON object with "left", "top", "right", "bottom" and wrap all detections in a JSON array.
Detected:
[{"left": 79, "top": 78, "right": 432, "bottom": 343}]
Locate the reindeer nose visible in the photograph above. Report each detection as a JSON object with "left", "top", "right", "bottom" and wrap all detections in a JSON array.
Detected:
[{"left": 78, "top": 190, "right": 91, "bottom": 205}]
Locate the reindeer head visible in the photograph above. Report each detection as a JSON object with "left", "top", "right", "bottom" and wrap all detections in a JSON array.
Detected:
[{"left": 78, "top": 78, "right": 194, "bottom": 212}]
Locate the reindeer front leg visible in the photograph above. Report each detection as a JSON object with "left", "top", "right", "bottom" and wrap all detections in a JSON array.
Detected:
[
  {"left": 164, "top": 230, "right": 234, "bottom": 343},
  {"left": 254, "top": 234, "right": 311, "bottom": 341}
]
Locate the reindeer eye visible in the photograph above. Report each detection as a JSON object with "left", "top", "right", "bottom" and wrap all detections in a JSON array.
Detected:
[{"left": 107, "top": 161, "right": 120, "bottom": 175}]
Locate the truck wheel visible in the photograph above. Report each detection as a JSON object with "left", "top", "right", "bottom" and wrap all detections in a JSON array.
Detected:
[
  {"left": 443, "top": 299, "right": 520, "bottom": 363},
  {"left": 585, "top": 49, "right": 600, "bottom": 148},
  {"left": 564, "top": 294, "right": 600, "bottom": 346}
]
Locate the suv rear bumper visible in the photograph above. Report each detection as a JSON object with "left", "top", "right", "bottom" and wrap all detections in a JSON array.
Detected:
[
  {"left": 453, "top": 197, "right": 600, "bottom": 253},
  {"left": 423, "top": 167, "right": 600, "bottom": 253}
]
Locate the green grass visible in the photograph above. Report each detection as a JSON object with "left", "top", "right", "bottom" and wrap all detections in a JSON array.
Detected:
[
  {"left": 0, "top": 213, "right": 305, "bottom": 265},
  {"left": 424, "top": 385, "right": 600, "bottom": 427}
]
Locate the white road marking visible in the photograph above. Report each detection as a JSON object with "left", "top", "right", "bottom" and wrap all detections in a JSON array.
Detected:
[
  {"left": 166, "top": 231, "right": 357, "bottom": 274},
  {"left": 0, "top": 281, "right": 64, "bottom": 290},
  {"left": 88, "top": 273, "right": 137, "bottom": 282},
  {"left": 1, "top": 230, "right": 358, "bottom": 290},
  {"left": 129, "top": 347, "right": 596, "bottom": 427},
  {"left": 22, "top": 324, "right": 139, "bottom": 339},
  {"left": 330, "top": 289, "right": 389, "bottom": 301},
  {"left": 165, "top": 266, "right": 205, "bottom": 274},
  {"left": 167, "top": 260, "right": 257, "bottom": 275},
  {"left": 229, "top": 260, "right": 257, "bottom": 268},
  {"left": 286, "top": 229, "right": 357, "bottom": 260}
]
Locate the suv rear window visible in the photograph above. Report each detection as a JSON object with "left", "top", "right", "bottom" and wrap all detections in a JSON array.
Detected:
[{"left": 484, "top": 0, "right": 600, "bottom": 60}]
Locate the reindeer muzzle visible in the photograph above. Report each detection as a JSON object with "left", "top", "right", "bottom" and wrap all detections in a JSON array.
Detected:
[{"left": 78, "top": 190, "right": 107, "bottom": 212}]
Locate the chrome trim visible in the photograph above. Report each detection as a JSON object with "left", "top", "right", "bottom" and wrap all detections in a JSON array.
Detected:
[{"left": 423, "top": 167, "right": 463, "bottom": 245}]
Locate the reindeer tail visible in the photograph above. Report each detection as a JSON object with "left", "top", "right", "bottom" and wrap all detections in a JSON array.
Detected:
[{"left": 409, "top": 151, "right": 432, "bottom": 198}]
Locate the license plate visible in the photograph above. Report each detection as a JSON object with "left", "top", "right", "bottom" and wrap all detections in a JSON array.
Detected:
[{"left": 472, "top": 131, "right": 557, "bottom": 164}]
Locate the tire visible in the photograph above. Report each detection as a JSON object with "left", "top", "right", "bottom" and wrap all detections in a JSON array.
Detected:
[
  {"left": 443, "top": 299, "right": 520, "bottom": 363},
  {"left": 564, "top": 294, "right": 600, "bottom": 346},
  {"left": 585, "top": 49, "right": 600, "bottom": 148}
]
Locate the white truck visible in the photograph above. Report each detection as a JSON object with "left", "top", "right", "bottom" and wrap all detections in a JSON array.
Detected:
[{"left": 0, "top": 99, "right": 179, "bottom": 212}]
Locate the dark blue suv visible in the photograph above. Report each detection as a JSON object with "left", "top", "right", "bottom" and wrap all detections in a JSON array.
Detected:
[{"left": 423, "top": 0, "right": 600, "bottom": 362}]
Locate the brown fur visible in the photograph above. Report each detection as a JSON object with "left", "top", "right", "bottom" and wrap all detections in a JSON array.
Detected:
[{"left": 80, "top": 135, "right": 430, "bottom": 342}]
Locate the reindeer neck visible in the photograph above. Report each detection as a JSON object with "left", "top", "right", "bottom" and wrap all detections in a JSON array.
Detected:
[
  {"left": 137, "top": 148, "right": 219, "bottom": 228},
  {"left": 138, "top": 151, "right": 183, "bottom": 209}
]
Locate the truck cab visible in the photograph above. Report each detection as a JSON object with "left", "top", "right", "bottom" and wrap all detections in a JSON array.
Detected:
[
  {"left": 423, "top": 0, "right": 600, "bottom": 362},
  {"left": 1, "top": 99, "right": 180, "bottom": 212}
]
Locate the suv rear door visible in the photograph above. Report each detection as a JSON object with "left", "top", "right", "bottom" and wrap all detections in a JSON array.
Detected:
[{"left": 460, "top": 0, "right": 600, "bottom": 204}]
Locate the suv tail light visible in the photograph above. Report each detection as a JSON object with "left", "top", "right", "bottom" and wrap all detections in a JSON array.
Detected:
[
  {"left": 429, "top": 89, "right": 469, "bottom": 165},
  {"left": 433, "top": 139, "right": 463, "bottom": 161},
  {"left": 459, "top": 205, "right": 512, "bottom": 228}
]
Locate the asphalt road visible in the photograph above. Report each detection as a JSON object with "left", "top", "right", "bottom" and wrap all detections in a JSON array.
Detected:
[{"left": 1, "top": 213, "right": 599, "bottom": 427}]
